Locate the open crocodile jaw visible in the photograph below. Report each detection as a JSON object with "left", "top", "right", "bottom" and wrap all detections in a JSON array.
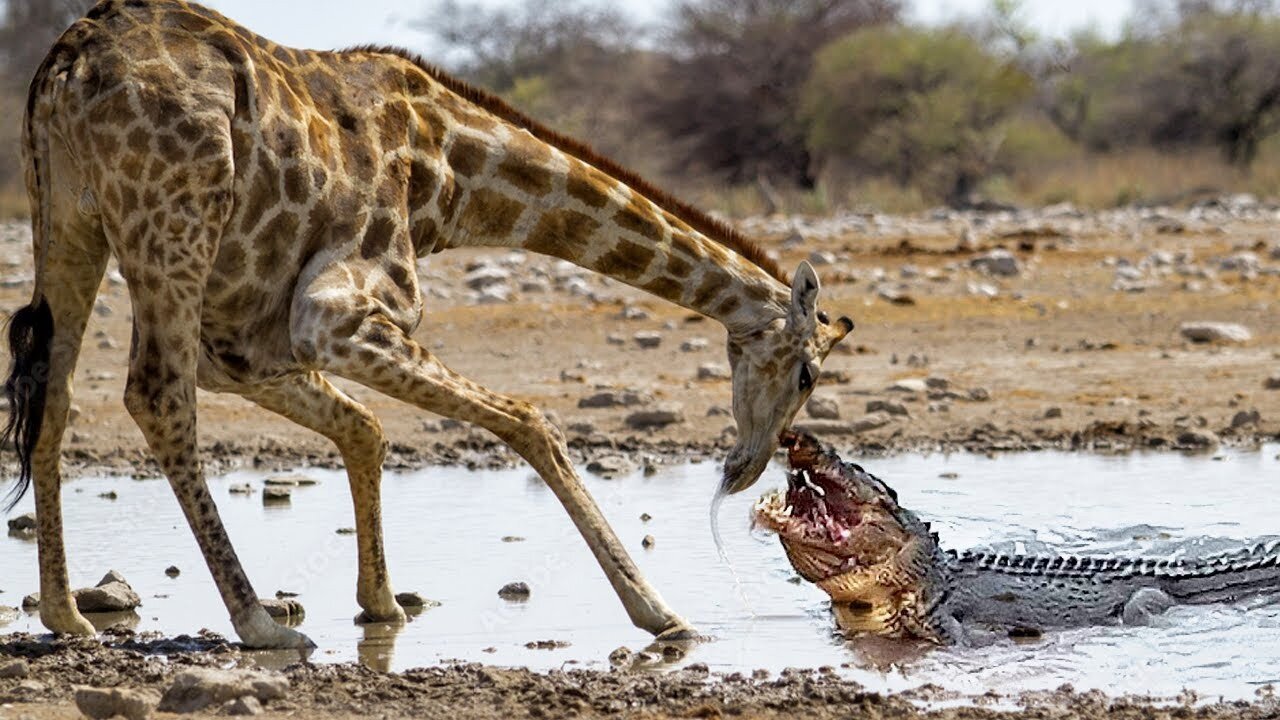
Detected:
[{"left": 752, "top": 433, "right": 866, "bottom": 561}]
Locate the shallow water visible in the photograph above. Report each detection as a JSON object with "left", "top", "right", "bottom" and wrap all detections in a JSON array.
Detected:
[{"left": 3, "top": 446, "right": 1280, "bottom": 700}]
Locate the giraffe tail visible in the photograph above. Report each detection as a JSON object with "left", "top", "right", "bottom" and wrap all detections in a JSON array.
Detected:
[{"left": 2, "top": 44, "right": 61, "bottom": 512}]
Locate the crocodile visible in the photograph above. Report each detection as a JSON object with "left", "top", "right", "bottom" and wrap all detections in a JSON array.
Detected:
[{"left": 753, "top": 431, "right": 1280, "bottom": 644}]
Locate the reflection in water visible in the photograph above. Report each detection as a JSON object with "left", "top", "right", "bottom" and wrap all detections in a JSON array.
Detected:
[
  {"left": 85, "top": 610, "right": 141, "bottom": 633},
  {"left": 1, "top": 446, "right": 1279, "bottom": 699}
]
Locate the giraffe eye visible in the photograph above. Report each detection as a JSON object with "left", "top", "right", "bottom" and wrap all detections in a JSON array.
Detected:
[
  {"left": 798, "top": 363, "right": 814, "bottom": 392},
  {"left": 817, "top": 311, "right": 830, "bottom": 325}
]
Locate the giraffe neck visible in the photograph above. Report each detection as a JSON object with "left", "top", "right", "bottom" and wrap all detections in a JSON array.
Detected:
[{"left": 436, "top": 125, "right": 790, "bottom": 334}]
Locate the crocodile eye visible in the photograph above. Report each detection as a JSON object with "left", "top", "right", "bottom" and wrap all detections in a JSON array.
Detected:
[{"left": 798, "top": 363, "right": 814, "bottom": 392}]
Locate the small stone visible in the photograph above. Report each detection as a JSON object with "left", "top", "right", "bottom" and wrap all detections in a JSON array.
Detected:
[
  {"left": 498, "top": 582, "right": 531, "bottom": 600},
  {"left": 158, "top": 668, "right": 289, "bottom": 714},
  {"left": 696, "top": 363, "right": 730, "bottom": 381},
  {"left": 463, "top": 265, "right": 510, "bottom": 290},
  {"left": 970, "top": 249, "right": 1021, "bottom": 276},
  {"left": 164, "top": 566, "right": 180, "bottom": 578},
  {"left": 633, "top": 331, "right": 663, "bottom": 349},
  {"left": 639, "top": 513, "right": 652, "bottom": 522},
  {"left": 74, "top": 572, "right": 141, "bottom": 613},
  {"left": 641, "top": 534, "right": 655, "bottom": 549},
  {"left": 850, "top": 412, "right": 893, "bottom": 433},
  {"left": 335, "top": 527, "right": 356, "bottom": 535},
  {"left": 262, "top": 487, "right": 291, "bottom": 504},
  {"left": 866, "top": 399, "right": 909, "bottom": 417},
  {"left": 805, "top": 396, "right": 840, "bottom": 420},
  {"left": 578, "top": 390, "right": 650, "bottom": 409},
  {"left": 226, "top": 695, "right": 264, "bottom": 716},
  {"left": 680, "top": 338, "right": 709, "bottom": 352},
  {"left": 1180, "top": 322, "right": 1252, "bottom": 344},
  {"left": 8, "top": 512, "right": 36, "bottom": 538},
  {"left": 1264, "top": 375, "right": 1280, "bottom": 390},
  {"left": 1231, "top": 409, "right": 1261, "bottom": 429},
  {"left": 925, "top": 376, "right": 950, "bottom": 390},
  {"left": 608, "top": 646, "right": 634, "bottom": 665},
  {"left": 75, "top": 686, "right": 159, "bottom": 720},
  {"left": 625, "top": 404, "right": 685, "bottom": 430},
  {"left": 228, "top": 483, "right": 254, "bottom": 495},
  {"left": 1044, "top": 407, "right": 1063, "bottom": 419},
  {"left": 808, "top": 250, "right": 837, "bottom": 266},
  {"left": 888, "top": 378, "right": 928, "bottom": 393},
  {"left": 586, "top": 454, "right": 634, "bottom": 477},
  {"left": 259, "top": 598, "right": 304, "bottom": 620},
  {"left": 395, "top": 591, "right": 439, "bottom": 609},
  {"left": 1177, "top": 429, "right": 1219, "bottom": 449},
  {"left": 0, "top": 659, "right": 29, "bottom": 679},
  {"left": 22, "top": 592, "right": 39, "bottom": 608},
  {"left": 968, "top": 387, "right": 992, "bottom": 402},
  {"left": 263, "top": 475, "right": 318, "bottom": 487},
  {"left": 501, "top": 535, "right": 525, "bottom": 542}
]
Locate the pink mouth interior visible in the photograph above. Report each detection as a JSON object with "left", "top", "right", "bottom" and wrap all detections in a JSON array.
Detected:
[{"left": 785, "top": 468, "right": 862, "bottom": 543}]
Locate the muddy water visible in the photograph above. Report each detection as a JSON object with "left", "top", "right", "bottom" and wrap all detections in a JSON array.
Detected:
[{"left": 3, "top": 447, "right": 1279, "bottom": 700}]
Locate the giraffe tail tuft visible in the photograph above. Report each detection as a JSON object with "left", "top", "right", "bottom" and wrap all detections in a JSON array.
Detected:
[{"left": 2, "top": 298, "right": 53, "bottom": 512}]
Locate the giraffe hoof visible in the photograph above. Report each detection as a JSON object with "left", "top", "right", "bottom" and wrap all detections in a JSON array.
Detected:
[
  {"left": 354, "top": 606, "right": 407, "bottom": 625},
  {"left": 42, "top": 611, "right": 96, "bottom": 637},
  {"left": 235, "top": 610, "right": 317, "bottom": 649},
  {"left": 654, "top": 622, "right": 702, "bottom": 642}
]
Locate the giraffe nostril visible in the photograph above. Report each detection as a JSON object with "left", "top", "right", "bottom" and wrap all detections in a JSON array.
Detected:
[{"left": 838, "top": 316, "right": 854, "bottom": 333}]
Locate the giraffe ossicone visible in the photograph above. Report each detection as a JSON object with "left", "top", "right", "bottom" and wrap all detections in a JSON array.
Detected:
[{"left": 5, "top": 0, "right": 852, "bottom": 649}]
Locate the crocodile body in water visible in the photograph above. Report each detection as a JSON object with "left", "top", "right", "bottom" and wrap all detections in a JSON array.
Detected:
[{"left": 753, "top": 432, "right": 1280, "bottom": 644}]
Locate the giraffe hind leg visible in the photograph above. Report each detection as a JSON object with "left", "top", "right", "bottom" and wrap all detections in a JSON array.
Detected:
[{"left": 241, "top": 371, "right": 406, "bottom": 624}]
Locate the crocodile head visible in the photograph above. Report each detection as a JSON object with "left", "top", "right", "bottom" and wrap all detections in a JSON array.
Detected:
[{"left": 753, "top": 431, "right": 922, "bottom": 588}]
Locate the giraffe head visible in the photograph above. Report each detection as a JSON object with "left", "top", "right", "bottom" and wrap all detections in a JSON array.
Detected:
[{"left": 721, "top": 262, "right": 853, "bottom": 495}]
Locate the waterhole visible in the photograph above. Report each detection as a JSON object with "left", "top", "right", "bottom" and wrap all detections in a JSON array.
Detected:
[{"left": 2, "top": 446, "right": 1278, "bottom": 700}]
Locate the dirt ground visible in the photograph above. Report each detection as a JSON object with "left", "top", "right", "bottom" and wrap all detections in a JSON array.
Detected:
[{"left": 2, "top": 201, "right": 1280, "bottom": 718}]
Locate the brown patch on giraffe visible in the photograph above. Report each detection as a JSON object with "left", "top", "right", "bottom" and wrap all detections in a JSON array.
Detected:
[
  {"left": 386, "top": 262, "right": 415, "bottom": 293},
  {"left": 91, "top": 130, "right": 121, "bottom": 157},
  {"left": 96, "top": 88, "right": 136, "bottom": 125},
  {"left": 457, "top": 188, "right": 525, "bottom": 241},
  {"left": 565, "top": 163, "right": 612, "bottom": 208},
  {"left": 666, "top": 254, "right": 694, "bottom": 279},
  {"left": 614, "top": 194, "right": 666, "bottom": 244},
  {"left": 239, "top": 168, "right": 281, "bottom": 236},
  {"left": 446, "top": 134, "right": 490, "bottom": 178},
  {"left": 715, "top": 295, "right": 742, "bottom": 318},
  {"left": 283, "top": 165, "right": 308, "bottom": 205},
  {"left": 693, "top": 267, "right": 733, "bottom": 309},
  {"left": 495, "top": 130, "right": 554, "bottom": 196},
  {"left": 596, "top": 239, "right": 657, "bottom": 282},
  {"left": 360, "top": 216, "right": 398, "bottom": 260},
  {"left": 157, "top": 133, "right": 185, "bottom": 164},
  {"left": 525, "top": 209, "right": 600, "bottom": 263},
  {"left": 376, "top": 100, "right": 412, "bottom": 150},
  {"left": 343, "top": 45, "right": 790, "bottom": 286},
  {"left": 126, "top": 127, "right": 150, "bottom": 155},
  {"left": 644, "top": 276, "right": 684, "bottom": 301}
]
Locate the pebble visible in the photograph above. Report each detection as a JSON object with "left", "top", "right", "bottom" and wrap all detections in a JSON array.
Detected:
[
  {"left": 1266, "top": 375, "right": 1280, "bottom": 390},
  {"left": 805, "top": 396, "right": 840, "bottom": 420},
  {"left": 1044, "top": 407, "right": 1063, "bottom": 419},
  {"left": 394, "top": 591, "right": 439, "bottom": 609},
  {"left": 75, "top": 686, "right": 159, "bottom": 720},
  {"left": 696, "top": 363, "right": 730, "bottom": 381},
  {"left": 887, "top": 378, "right": 928, "bottom": 393},
  {"left": 498, "top": 581, "right": 531, "bottom": 600},
  {"left": 263, "top": 475, "right": 318, "bottom": 487},
  {"left": 680, "top": 338, "right": 709, "bottom": 352},
  {"left": 970, "top": 249, "right": 1021, "bottom": 276},
  {"left": 158, "top": 668, "right": 290, "bottom": 714},
  {"left": 164, "top": 566, "right": 180, "bottom": 577},
  {"left": 608, "top": 646, "right": 634, "bottom": 665},
  {"left": 1230, "top": 409, "right": 1261, "bottom": 429},
  {"left": 74, "top": 571, "right": 142, "bottom": 613},
  {"left": 1180, "top": 322, "right": 1252, "bottom": 344},
  {"left": 260, "top": 597, "right": 305, "bottom": 620},
  {"left": 228, "top": 483, "right": 254, "bottom": 495},
  {"left": 463, "top": 265, "right": 510, "bottom": 290},
  {"left": 577, "top": 390, "right": 650, "bottom": 409},
  {"left": 968, "top": 387, "right": 992, "bottom": 402},
  {"left": 625, "top": 404, "right": 685, "bottom": 429},
  {"left": 0, "top": 658, "right": 29, "bottom": 679},
  {"left": 7, "top": 512, "right": 35, "bottom": 538},
  {"left": 633, "top": 331, "right": 663, "bottom": 349},
  {"left": 262, "top": 487, "right": 292, "bottom": 504},
  {"left": 1176, "top": 429, "right": 1220, "bottom": 449},
  {"left": 641, "top": 534, "right": 655, "bottom": 549},
  {"left": 226, "top": 695, "right": 264, "bottom": 716},
  {"left": 866, "top": 399, "right": 909, "bottom": 417},
  {"left": 586, "top": 454, "right": 634, "bottom": 477}
]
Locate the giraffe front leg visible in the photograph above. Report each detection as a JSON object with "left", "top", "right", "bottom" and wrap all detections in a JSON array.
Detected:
[
  {"left": 301, "top": 307, "right": 696, "bottom": 639},
  {"left": 242, "top": 372, "right": 405, "bottom": 624}
]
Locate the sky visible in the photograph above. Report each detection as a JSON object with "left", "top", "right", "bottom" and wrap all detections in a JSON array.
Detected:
[{"left": 196, "top": 0, "right": 1137, "bottom": 55}]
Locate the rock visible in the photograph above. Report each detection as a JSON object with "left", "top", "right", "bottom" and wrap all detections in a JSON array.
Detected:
[
  {"left": 808, "top": 250, "right": 837, "bottom": 266},
  {"left": 74, "top": 686, "right": 159, "bottom": 720},
  {"left": 498, "top": 582, "right": 531, "bottom": 600},
  {"left": 335, "top": 527, "right": 356, "bottom": 535},
  {"left": 463, "top": 265, "right": 510, "bottom": 290},
  {"left": 577, "top": 390, "right": 650, "bottom": 409},
  {"left": 887, "top": 378, "right": 928, "bottom": 393},
  {"left": 0, "top": 606, "right": 18, "bottom": 627},
  {"left": 158, "top": 668, "right": 289, "bottom": 714},
  {"left": 633, "top": 331, "right": 663, "bottom": 349},
  {"left": 263, "top": 475, "right": 318, "bottom": 487},
  {"left": 1177, "top": 429, "right": 1219, "bottom": 449},
  {"left": 74, "top": 571, "right": 141, "bottom": 613},
  {"left": 850, "top": 412, "right": 894, "bottom": 433},
  {"left": 262, "top": 486, "right": 292, "bottom": 504},
  {"left": 696, "top": 363, "right": 730, "bottom": 381},
  {"left": 680, "top": 338, "right": 709, "bottom": 352},
  {"left": 639, "top": 513, "right": 652, "bottom": 522},
  {"left": 0, "top": 659, "right": 28, "bottom": 679},
  {"left": 1044, "top": 407, "right": 1063, "bottom": 419},
  {"left": 226, "top": 696, "right": 264, "bottom": 716},
  {"left": 625, "top": 405, "right": 685, "bottom": 430},
  {"left": 795, "top": 413, "right": 892, "bottom": 436},
  {"left": 260, "top": 598, "right": 304, "bottom": 619},
  {"left": 227, "top": 483, "right": 254, "bottom": 495},
  {"left": 876, "top": 285, "right": 915, "bottom": 305},
  {"left": 586, "top": 454, "right": 634, "bottom": 477},
  {"left": 1230, "top": 409, "right": 1261, "bottom": 429},
  {"left": 805, "top": 396, "right": 840, "bottom": 420},
  {"left": 22, "top": 593, "right": 39, "bottom": 608},
  {"left": 968, "top": 387, "right": 992, "bottom": 402},
  {"left": 7, "top": 512, "right": 36, "bottom": 536},
  {"left": 970, "top": 249, "right": 1021, "bottom": 277},
  {"left": 866, "top": 399, "right": 909, "bottom": 417},
  {"left": 925, "top": 376, "right": 950, "bottom": 390},
  {"left": 1180, "top": 322, "right": 1252, "bottom": 344},
  {"left": 608, "top": 646, "right": 634, "bottom": 665},
  {"left": 164, "top": 566, "right": 180, "bottom": 578},
  {"left": 395, "top": 592, "right": 439, "bottom": 609},
  {"left": 1266, "top": 375, "right": 1280, "bottom": 390},
  {"left": 641, "top": 534, "right": 655, "bottom": 549}
]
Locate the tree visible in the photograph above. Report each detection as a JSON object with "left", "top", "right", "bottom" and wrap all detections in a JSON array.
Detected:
[
  {"left": 803, "top": 26, "right": 1033, "bottom": 205},
  {"left": 641, "top": 0, "right": 899, "bottom": 188}
]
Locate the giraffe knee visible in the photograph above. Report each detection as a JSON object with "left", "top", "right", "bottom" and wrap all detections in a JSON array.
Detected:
[{"left": 342, "top": 407, "right": 387, "bottom": 466}]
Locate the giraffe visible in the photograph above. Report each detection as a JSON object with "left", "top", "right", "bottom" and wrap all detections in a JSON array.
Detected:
[{"left": 5, "top": 0, "right": 854, "bottom": 649}]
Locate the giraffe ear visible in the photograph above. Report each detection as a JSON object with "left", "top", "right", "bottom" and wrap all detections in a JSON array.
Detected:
[{"left": 788, "top": 261, "right": 821, "bottom": 329}]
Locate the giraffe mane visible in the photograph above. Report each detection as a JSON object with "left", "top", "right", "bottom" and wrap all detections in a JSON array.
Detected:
[{"left": 342, "top": 44, "right": 790, "bottom": 288}]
